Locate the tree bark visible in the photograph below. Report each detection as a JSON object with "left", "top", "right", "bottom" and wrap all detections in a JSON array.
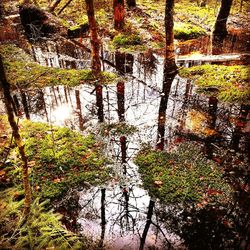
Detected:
[
  {"left": 213, "top": 0, "right": 233, "bottom": 37},
  {"left": 126, "top": 0, "right": 136, "bottom": 8},
  {"left": 165, "top": 0, "right": 177, "bottom": 73},
  {"left": 0, "top": 56, "right": 32, "bottom": 215},
  {"left": 113, "top": 0, "right": 125, "bottom": 30},
  {"left": 85, "top": 0, "right": 102, "bottom": 74}
]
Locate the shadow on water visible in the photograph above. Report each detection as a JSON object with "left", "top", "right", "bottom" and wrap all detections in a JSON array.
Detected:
[{"left": 1, "top": 37, "right": 249, "bottom": 249}]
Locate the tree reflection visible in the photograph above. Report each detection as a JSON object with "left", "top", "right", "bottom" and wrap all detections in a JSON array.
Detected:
[
  {"left": 75, "top": 90, "right": 84, "bottom": 131},
  {"left": 117, "top": 82, "right": 125, "bottom": 122},
  {"left": 156, "top": 66, "right": 177, "bottom": 150},
  {"left": 95, "top": 84, "right": 104, "bottom": 122},
  {"left": 20, "top": 90, "right": 30, "bottom": 119}
]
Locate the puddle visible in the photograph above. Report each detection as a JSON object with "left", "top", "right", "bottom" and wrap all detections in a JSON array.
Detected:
[
  {"left": 0, "top": 39, "right": 249, "bottom": 249},
  {"left": 177, "top": 29, "right": 250, "bottom": 56}
]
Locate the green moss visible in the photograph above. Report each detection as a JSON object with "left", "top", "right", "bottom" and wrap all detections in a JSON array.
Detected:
[
  {"left": 174, "top": 22, "right": 207, "bottom": 40},
  {"left": 100, "top": 122, "right": 138, "bottom": 136},
  {"left": 175, "top": 1, "right": 216, "bottom": 27},
  {"left": 0, "top": 44, "right": 118, "bottom": 89},
  {"left": 2, "top": 118, "right": 112, "bottom": 199},
  {"left": 135, "top": 142, "right": 232, "bottom": 204},
  {"left": 112, "top": 33, "right": 142, "bottom": 48},
  {"left": 179, "top": 65, "right": 250, "bottom": 103}
]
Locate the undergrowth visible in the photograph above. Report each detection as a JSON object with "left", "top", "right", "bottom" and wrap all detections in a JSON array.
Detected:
[
  {"left": 0, "top": 44, "right": 118, "bottom": 89},
  {"left": 99, "top": 122, "right": 137, "bottom": 136},
  {"left": 179, "top": 64, "right": 250, "bottom": 103},
  {"left": 174, "top": 22, "right": 207, "bottom": 40},
  {"left": 135, "top": 142, "right": 232, "bottom": 204},
  {"left": 0, "top": 188, "right": 90, "bottom": 249},
  {"left": 0, "top": 117, "right": 112, "bottom": 199}
]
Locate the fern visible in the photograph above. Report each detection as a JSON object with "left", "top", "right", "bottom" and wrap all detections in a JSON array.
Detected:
[{"left": 0, "top": 191, "right": 89, "bottom": 250}]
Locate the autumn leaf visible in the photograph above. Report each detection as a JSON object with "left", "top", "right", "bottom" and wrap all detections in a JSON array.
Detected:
[{"left": 154, "top": 180, "right": 163, "bottom": 187}]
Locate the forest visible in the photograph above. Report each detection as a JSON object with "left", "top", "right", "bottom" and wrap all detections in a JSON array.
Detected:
[{"left": 0, "top": 0, "right": 249, "bottom": 249}]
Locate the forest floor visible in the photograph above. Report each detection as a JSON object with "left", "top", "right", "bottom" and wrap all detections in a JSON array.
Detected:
[{"left": 0, "top": 0, "right": 250, "bottom": 249}]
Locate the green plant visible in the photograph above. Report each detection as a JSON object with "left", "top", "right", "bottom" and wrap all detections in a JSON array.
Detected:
[
  {"left": 179, "top": 65, "right": 250, "bottom": 103},
  {"left": 135, "top": 142, "right": 232, "bottom": 204},
  {"left": 0, "top": 189, "right": 88, "bottom": 249},
  {"left": 174, "top": 22, "right": 207, "bottom": 40},
  {"left": 1, "top": 118, "right": 112, "bottom": 200},
  {"left": 99, "top": 122, "right": 138, "bottom": 136},
  {"left": 112, "top": 34, "right": 142, "bottom": 47},
  {"left": 0, "top": 45, "right": 118, "bottom": 89}
]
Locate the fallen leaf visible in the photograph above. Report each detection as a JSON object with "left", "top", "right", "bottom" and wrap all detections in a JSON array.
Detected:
[{"left": 154, "top": 180, "right": 163, "bottom": 187}]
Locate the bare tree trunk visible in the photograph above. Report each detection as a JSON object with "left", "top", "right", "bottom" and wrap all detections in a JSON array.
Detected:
[
  {"left": 165, "top": 0, "right": 177, "bottom": 73},
  {"left": 0, "top": 56, "right": 32, "bottom": 215},
  {"left": 48, "top": 0, "right": 62, "bottom": 13},
  {"left": 85, "top": 0, "right": 102, "bottom": 74},
  {"left": 126, "top": 0, "right": 136, "bottom": 8},
  {"left": 113, "top": 0, "right": 125, "bottom": 30},
  {"left": 213, "top": 0, "right": 233, "bottom": 37}
]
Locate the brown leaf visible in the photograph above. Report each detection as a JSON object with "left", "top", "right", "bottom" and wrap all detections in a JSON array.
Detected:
[
  {"left": 0, "top": 170, "right": 6, "bottom": 176},
  {"left": 154, "top": 180, "right": 163, "bottom": 187}
]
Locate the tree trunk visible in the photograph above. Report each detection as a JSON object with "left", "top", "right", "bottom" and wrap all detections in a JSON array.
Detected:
[
  {"left": 213, "top": 0, "right": 233, "bottom": 37},
  {"left": 85, "top": 0, "right": 102, "bottom": 74},
  {"left": 113, "top": 0, "right": 125, "bottom": 30},
  {"left": 165, "top": 0, "right": 177, "bottom": 73},
  {"left": 48, "top": 0, "right": 62, "bottom": 13},
  {"left": 126, "top": 0, "right": 136, "bottom": 8},
  {"left": 0, "top": 56, "right": 32, "bottom": 215}
]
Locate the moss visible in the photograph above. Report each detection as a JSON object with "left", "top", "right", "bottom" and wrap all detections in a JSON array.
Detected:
[
  {"left": 100, "top": 122, "right": 138, "bottom": 136},
  {"left": 135, "top": 142, "right": 232, "bottom": 204},
  {"left": 1, "top": 118, "right": 112, "bottom": 199},
  {"left": 175, "top": 1, "right": 216, "bottom": 27},
  {"left": 179, "top": 65, "right": 250, "bottom": 103},
  {"left": 112, "top": 33, "right": 142, "bottom": 48},
  {"left": 174, "top": 22, "right": 207, "bottom": 40},
  {"left": 0, "top": 44, "right": 118, "bottom": 89}
]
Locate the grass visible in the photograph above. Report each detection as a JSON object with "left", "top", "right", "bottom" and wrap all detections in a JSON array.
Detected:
[
  {"left": 0, "top": 44, "right": 118, "bottom": 89},
  {"left": 179, "top": 65, "right": 250, "bottom": 103},
  {"left": 135, "top": 142, "right": 232, "bottom": 204},
  {"left": 0, "top": 116, "right": 112, "bottom": 199}
]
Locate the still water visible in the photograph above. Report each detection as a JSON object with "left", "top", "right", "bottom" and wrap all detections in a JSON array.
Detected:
[{"left": 0, "top": 34, "right": 249, "bottom": 249}]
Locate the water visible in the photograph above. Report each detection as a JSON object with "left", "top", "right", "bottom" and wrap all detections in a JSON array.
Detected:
[{"left": 0, "top": 34, "right": 249, "bottom": 249}]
